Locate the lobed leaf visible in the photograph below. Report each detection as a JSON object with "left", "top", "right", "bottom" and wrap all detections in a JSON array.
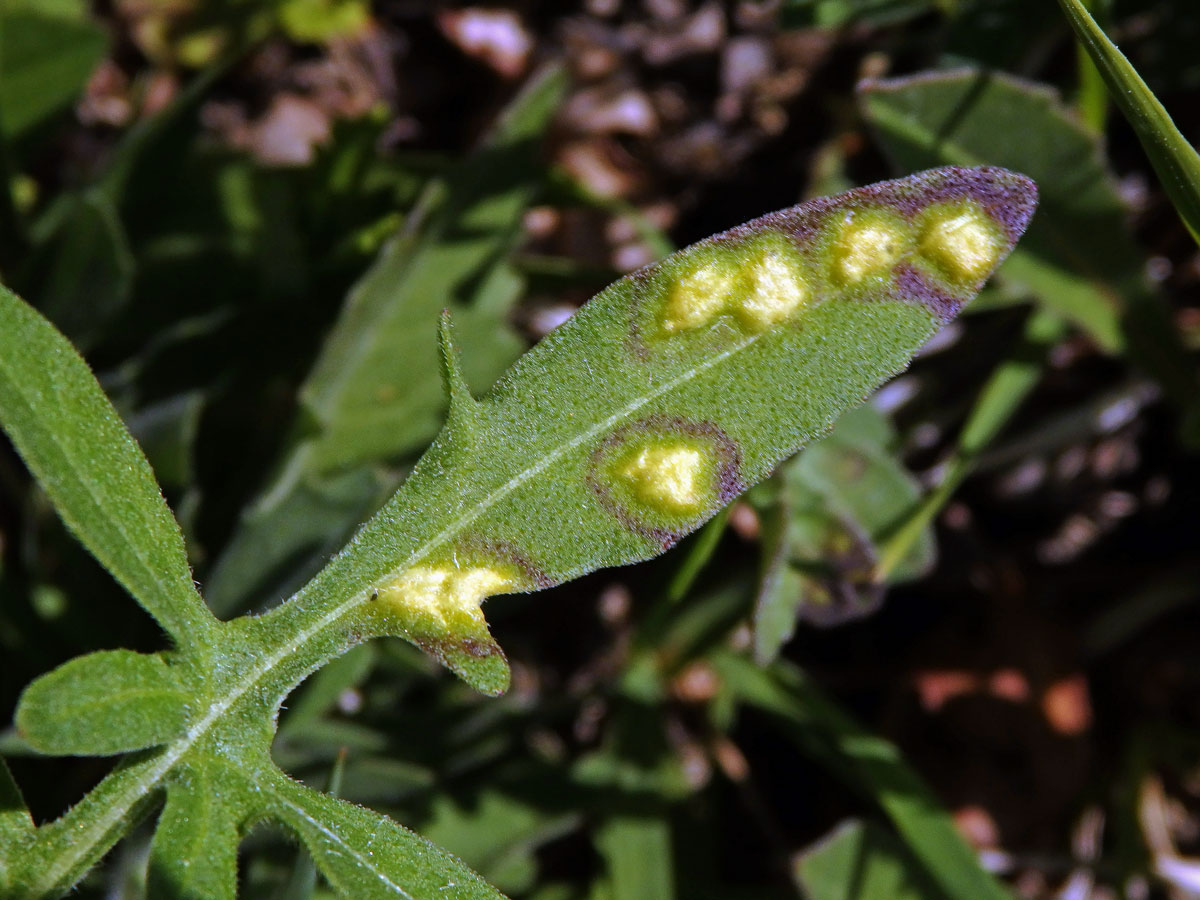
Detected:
[
  {"left": 0, "top": 6, "right": 107, "bottom": 139},
  {"left": 6, "top": 167, "right": 1035, "bottom": 899},
  {"left": 16, "top": 650, "right": 191, "bottom": 756},
  {"left": 147, "top": 762, "right": 242, "bottom": 900},
  {"left": 306, "top": 165, "right": 1037, "bottom": 694},
  {"left": 0, "top": 284, "right": 213, "bottom": 643}
]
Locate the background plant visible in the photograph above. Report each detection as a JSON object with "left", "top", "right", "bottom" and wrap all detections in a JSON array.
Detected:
[{"left": 2, "top": 1, "right": 1200, "bottom": 899}]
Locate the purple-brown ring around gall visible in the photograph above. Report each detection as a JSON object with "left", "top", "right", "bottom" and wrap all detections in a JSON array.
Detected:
[
  {"left": 406, "top": 535, "right": 553, "bottom": 673},
  {"left": 890, "top": 263, "right": 967, "bottom": 324},
  {"left": 587, "top": 415, "right": 744, "bottom": 550}
]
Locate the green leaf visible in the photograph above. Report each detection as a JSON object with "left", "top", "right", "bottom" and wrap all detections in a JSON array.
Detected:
[
  {"left": 753, "top": 405, "right": 933, "bottom": 662},
  {"left": 860, "top": 68, "right": 1200, "bottom": 424},
  {"left": 0, "top": 285, "right": 213, "bottom": 642},
  {"left": 16, "top": 650, "right": 190, "bottom": 756},
  {"left": 718, "top": 654, "right": 1010, "bottom": 900},
  {"left": 1056, "top": 0, "right": 1200, "bottom": 246},
  {"left": 794, "top": 819, "right": 950, "bottom": 900},
  {"left": 147, "top": 762, "right": 241, "bottom": 900},
  {"left": 269, "top": 774, "right": 506, "bottom": 900},
  {"left": 594, "top": 815, "right": 674, "bottom": 900},
  {"left": 7, "top": 167, "right": 1034, "bottom": 900},
  {"left": 0, "top": 10, "right": 107, "bottom": 138},
  {"left": 309, "top": 165, "right": 1035, "bottom": 694}
]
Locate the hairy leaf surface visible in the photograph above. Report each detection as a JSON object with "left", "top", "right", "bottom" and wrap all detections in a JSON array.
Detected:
[
  {"left": 311, "top": 164, "right": 1037, "bottom": 694},
  {"left": 4, "top": 166, "right": 1034, "bottom": 899}
]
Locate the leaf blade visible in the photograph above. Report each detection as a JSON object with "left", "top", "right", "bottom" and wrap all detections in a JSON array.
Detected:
[
  {"left": 269, "top": 774, "right": 506, "bottom": 900},
  {"left": 303, "top": 166, "right": 1037, "bottom": 692},
  {"left": 0, "top": 285, "right": 212, "bottom": 641},
  {"left": 16, "top": 650, "right": 190, "bottom": 756}
]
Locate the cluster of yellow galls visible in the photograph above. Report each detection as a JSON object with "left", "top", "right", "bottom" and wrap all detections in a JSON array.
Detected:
[
  {"left": 629, "top": 201, "right": 1006, "bottom": 526},
  {"left": 659, "top": 200, "right": 1004, "bottom": 338}
]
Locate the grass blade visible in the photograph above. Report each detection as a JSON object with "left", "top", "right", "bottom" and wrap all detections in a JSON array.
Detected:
[{"left": 1056, "top": 0, "right": 1200, "bottom": 245}]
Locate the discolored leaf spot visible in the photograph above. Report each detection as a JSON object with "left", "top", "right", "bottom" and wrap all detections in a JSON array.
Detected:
[
  {"left": 643, "top": 233, "right": 812, "bottom": 343},
  {"left": 659, "top": 252, "right": 739, "bottom": 334},
  {"left": 589, "top": 417, "right": 743, "bottom": 548},
  {"left": 737, "top": 240, "right": 811, "bottom": 330},
  {"left": 828, "top": 209, "right": 910, "bottom": 287},
  {"left": 915, "top": 201, "right": 1008, "bottom": 286},
  {"left": 355, "top": 541, "right": 548, "bottom": 695}
]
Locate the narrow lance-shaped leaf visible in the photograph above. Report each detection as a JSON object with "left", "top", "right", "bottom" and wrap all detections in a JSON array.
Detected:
[
  {"left": 299, "top": 165, "right": 1038, "bottom": 695},
  {"left": 1056, "top": 0, "right": 1200, "bottom": 247},
  {"left": 0, "top": 285, "right": 213, "bottom": 643}
]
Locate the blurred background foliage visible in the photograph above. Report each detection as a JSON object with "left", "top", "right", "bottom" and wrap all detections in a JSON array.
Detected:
[{"left": 1, "top": 1, "right": 1199, "bottom": 898}]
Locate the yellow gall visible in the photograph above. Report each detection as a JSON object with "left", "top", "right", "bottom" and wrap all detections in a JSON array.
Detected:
[
  {"left": 377, "top": 564, "right": 515, "bottom": 624},
  {"left": 832, "top": 217, "right": 907, "bottom": 285},
  {"left": 736, "top": 249, "right": 808, "bottom": 330},
  {"left": 617, "top": 444, "right": 708, "bottom": 514},
  {"left": 919, "top": 207, "right": 1003, "bottom": 283},
  {"left": 661, "top": 263, "right": 734, "bottom": 333}
]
